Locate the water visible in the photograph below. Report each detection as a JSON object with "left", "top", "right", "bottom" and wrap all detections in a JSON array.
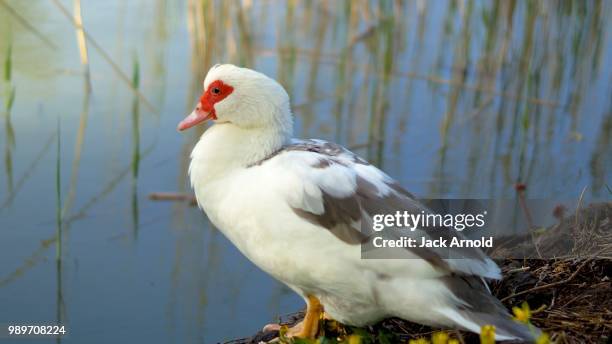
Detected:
[{"left": 0, "top": 0, "right": 610, "bottom": 342}]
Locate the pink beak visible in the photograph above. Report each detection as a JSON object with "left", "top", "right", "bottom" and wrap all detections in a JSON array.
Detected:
[{"left": 177, "top": 104, "right": 214, "bottom": 131}]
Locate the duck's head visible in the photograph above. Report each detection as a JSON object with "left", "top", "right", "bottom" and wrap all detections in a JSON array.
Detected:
[{"left": 178, "top": 64, "right": 293, "bottom": 134}]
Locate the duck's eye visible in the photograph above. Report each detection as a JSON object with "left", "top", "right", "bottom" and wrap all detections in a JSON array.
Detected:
[{"left": 211, "top": 87, "right": 221, "bottom": 95}]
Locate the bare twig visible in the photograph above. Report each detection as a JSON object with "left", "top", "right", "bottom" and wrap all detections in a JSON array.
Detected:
[
  {"left": 505, "top": 266, "right": 531, "bottom": 274},
  {"left": 148, "top": 192, "right": 197, "bottom": 206}
]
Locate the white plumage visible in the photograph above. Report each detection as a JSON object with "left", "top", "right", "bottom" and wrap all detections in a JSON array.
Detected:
[{"left": 179, "top": 64, "right": 537, "bottom": 342}]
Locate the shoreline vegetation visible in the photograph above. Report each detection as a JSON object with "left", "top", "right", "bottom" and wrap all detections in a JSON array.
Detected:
[{"left": 225, "top": 202, "right": 611, "bottom": 344}]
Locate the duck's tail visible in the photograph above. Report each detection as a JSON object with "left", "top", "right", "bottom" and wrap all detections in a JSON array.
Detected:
[
  {"left": 437, "top": 275, "right": 541, "bottom": 342},
  {"left": 442, "top": 307, "right": 541, "bottom": 342}
]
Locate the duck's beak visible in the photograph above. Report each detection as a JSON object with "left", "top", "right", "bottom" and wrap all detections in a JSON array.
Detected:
[{"left": 177, "top": 105, "right": 215, "bottom": 131}]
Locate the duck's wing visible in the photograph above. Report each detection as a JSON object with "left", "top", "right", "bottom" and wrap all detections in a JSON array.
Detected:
[{"left": 255, "top": 139, "right": 500, "bottom": 279}]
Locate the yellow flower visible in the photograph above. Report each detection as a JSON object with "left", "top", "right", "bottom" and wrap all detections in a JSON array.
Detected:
[
  {"left": 448, "top": 340, "right": 460, "bottom": 344},
  {"left": 536, "top": 333, "right": 550, "bottom": 344},
  {"left": 512, "top": 302, "right": 532, "bottom": 323},
  {"left": 480, "top": 325, "right": 496, "bottom": 344},
  {"left": 431, "top": 332, "right": 449, "bottom": 344},
  {"left": 408, "top": 338, "right": 430, "bottom": 344}
]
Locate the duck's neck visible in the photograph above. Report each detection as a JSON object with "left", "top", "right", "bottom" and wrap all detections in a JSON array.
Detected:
[{"left": 189, "top": 123, "right": 290, "bottom": 189}]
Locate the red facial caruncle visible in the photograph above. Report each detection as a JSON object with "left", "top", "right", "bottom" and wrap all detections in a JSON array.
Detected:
[
  {"left": 177, "top": 79, "right": 234, "bottom": 131},
  {"left": 199, "top": 80, "right": 234, "bottom": 119}
]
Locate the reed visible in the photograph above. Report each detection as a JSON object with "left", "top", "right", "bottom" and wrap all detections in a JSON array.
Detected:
[
  {"left": 72, "top": 0, "right": 91, "bottom": 92},
  {"left": 2, "top": 41, "right": 14, "bottom": 196},
  {"left": 55, "top": 118, "right": 65, "bottom": 338},
  {"left": 61, "top": 93, "right": 90, "bottom": 218},
  {"left": 55, "top": 119, "right": 62, "bottom": 261},
  {"left": 131, "top": 56, "right": 141, "bottom": 238}
]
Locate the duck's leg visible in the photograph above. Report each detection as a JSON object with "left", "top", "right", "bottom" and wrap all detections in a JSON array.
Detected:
[
  {"left": 262, "top": 295, "right": 323, "bottom": 339},
  {"left": 291, "top": 295, "right": 323, "bottom": 338}
]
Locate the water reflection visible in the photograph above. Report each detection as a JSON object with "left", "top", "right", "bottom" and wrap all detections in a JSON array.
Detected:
[{"left": 0, "top": 0, "right": 610, "bottom": 343}]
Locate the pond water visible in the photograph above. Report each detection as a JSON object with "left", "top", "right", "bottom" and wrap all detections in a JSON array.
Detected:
[{"left": 0, "top": 0, "right": 610, "bottom": 343}]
